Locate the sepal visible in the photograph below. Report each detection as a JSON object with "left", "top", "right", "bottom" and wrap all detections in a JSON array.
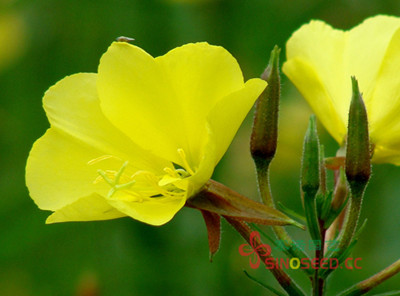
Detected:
[
  {"left": 200, "top": 210, "right": 221, "bottom": 261},
  {"left": 186, "top": 180, "right": 304, "bottom": 228}
]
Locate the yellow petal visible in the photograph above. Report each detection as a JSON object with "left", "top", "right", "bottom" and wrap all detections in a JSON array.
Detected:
[
  {"left": 155, "top": 42, "right": 246, "bottom": 164},
  {"left": 45, "top": 73, "right": 170, "bottom": 172},
  {"left": 28, "top": 74, "right": 170, "bottom": 211},
  {"left": 283, "top": 58, "right": 346, "bottom": 143},
  {"left": 345, "top": 15, "right": 400, "bottom": 104},
  {"left": 44, "top": 73, "right": 166, "bottom": 171},
  {"left": 97, "top": 42, "right": 250, "bottom": 168},
  {"left": 107, "top": 194, "right": 186, "bottom": 226},
  {"left": 26, "top": 128, "right": 112, "bottom": 211},
  {"left": 97, "top": 42, "right": 186, "bottom": 166},
  {"left": 283, "top": 20, "right": 349, "bottom": 130},
  {"left": 206, "top": 78, "right": 267, "bottom": 163},
  {"left": 186, "top": 138, "right": 216, "bottom": 193},
  {"left": 373, "top": 144, "right": 400, "bottom": 165},
  {"left": 365, "top": 28, "right": 400, "bottom": 148},
  {"left": 46, "top": 194, "right": 125, "bottom": 223}
]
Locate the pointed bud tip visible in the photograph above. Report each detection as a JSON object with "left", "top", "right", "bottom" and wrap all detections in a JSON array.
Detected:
[
  {"left": 351, "top": 76, "right": 359, "bottom": 92},
  {"left": 261, "top": 45, "right": 281, "bottom": 81},
  {"left": 270, "top": 45, "right": 281, "bottom": 65},
  {"left": 308, "top": 115, "right": 317, "bottom": 133},
  {"left": 292, "top": 219, "right": 306, "bottom": 230},
  {"left": 351, "top": 77, "right": 364, "bottom": 107}
]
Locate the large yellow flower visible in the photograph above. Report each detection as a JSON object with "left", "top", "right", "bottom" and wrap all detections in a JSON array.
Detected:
[
  {"left": 26, "top": 42, "right": 266, "bottom": 225},
  {"left": 283, "top": 15, "right": 400, "bottom": 164}
]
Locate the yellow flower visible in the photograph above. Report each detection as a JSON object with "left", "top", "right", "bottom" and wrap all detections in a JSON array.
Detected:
[
  {"left": 283, "top": 15, "right": 400, "bottom": 164},
  {"left": 26, "top": 42, "right": 267, "bottom": 225}
]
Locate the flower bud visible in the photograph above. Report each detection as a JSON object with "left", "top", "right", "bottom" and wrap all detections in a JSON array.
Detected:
[
  {"left": 250, "top": 45, "right": 281, "bottom": 166},
  {"left": 345, "top": 77, "right": 371, "bottom": 197},
  {"left": 301, "top": 115, "right": 320, "bottom": 196},
  {"left": 301, "top": 115, "right": 321, "bottom": 240}
]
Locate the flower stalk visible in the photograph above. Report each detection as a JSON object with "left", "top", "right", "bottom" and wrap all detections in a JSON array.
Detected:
[
  {"left": 250, "top": 46, "right": 312, "bottom": 275},
  {"left": 322, "top": 77, "right": 371, "bottom": 278}
]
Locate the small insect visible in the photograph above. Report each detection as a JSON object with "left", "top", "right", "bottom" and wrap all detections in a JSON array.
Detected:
[{"left": 116, "top": 36, "right": 135, "bottom": 43}]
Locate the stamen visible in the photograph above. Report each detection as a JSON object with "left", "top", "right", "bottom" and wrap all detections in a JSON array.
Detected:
[
  {"left": 92, "top": 156, "right": 189, "bottom": 201},
  {"left": 88, "top": 155, "right": 121, "bottom": 165},
  {"left": 93, "top": 175, "right": 103, "bottom": 184},
  {"left": 177, "top": 148, "right": 195, "bottom": 175},
  {"left": 164, "top": 167, "right": 178, "bottom": 177}
]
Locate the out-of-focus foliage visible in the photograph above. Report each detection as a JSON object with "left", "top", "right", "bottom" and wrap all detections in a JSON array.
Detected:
[
  {"left": 0, "top": 9, "right": 25, "bottom": 71},
  {"left": 1, "top": 0, "right": 400, "bottom": 295}
]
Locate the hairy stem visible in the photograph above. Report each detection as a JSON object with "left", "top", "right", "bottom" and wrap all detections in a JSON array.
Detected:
[
  {"left": 313, "top": 222, "right": 326, "bottom": 296},
  {"left": 256, "top": 164, "right": 313, "bottom": 276},
  {"left": 225, "top": 217, "right": 306, "bottom": 296},
  {"left": 338, "top": 258, "right": 400, "bottom": 295},
  {"left": 320, "top": 193, "right": 363, "bottom": 279}
]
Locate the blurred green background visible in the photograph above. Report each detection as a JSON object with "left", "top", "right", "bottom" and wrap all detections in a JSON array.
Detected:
[{"left": 1, "top": 0, "right": 400, "bottom": 295}]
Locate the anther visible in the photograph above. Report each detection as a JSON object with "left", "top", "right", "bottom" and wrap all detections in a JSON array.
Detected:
[
  {"left": 88, "top": 155, "right": 121, "bottom": 165},
  {"left": 177, "top": 148, "right": 195, "bottom": 175}
]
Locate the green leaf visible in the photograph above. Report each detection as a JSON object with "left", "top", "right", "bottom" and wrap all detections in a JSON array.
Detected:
[
  {"left": 324, "top": 195, "right": 350, "bottom": 229},
  {"left": 319, "top": 191, "right": 333, "bottom": 221},
  {"left": 277, "top": 202, "right": 306, "bottom": 223},
  {"left": 354, "top": 219, "right": 368, "bottom": 239},
  {"left": 244, "top": 270, "right": 287, "bottom": 296}
]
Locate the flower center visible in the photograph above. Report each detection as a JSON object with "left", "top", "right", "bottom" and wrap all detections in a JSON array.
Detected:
[{"left": 88, "top": 149, "right": 193, "bottom": 202}]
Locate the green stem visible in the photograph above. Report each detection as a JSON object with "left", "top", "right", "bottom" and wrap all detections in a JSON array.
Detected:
[
  {"left": 256, "top": 163, "right": 313, "bottom": 276},
  {"left": 225, "top": 217, "right": 306, "bottom": 296},
  {"left": 304, "top": 192, "right": 321, "bottom": 242},
  {"left": 338, "top": 258, "right": 400, "bottom": 296},
  {"left": 335, "top": 194, "right": 363, "bottom": 255},
  {"left": 321, "top": 193, "right": 363, "bottom": 279},
  {"left": 313, "top": 222, "right": 326, "bottom": 296},
  {"left": 256, "top": 160, "right": 274, "bottom": 207}
]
